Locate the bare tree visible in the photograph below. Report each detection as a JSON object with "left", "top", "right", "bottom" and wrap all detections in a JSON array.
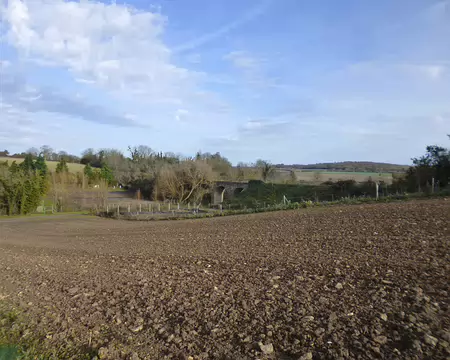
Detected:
[
  {"left": 40, "top": 145, "right": 54, "bottom": 160},
  {"left": 313, "top": 171, "right": 322, "bottom": 183},
  {"left": 92, "top": 179, "right": 109, "bottom": 211},
  {"left": 155, "top": 160, "right": 213, "bottom": 203},
  {"left": 58, "top": 151, "right": 68, "bottom": 161},
  {"left": 26, "top": 147, "right": 39, "bottom": 157},
  {"left": 128, "top": 145, "right": 155, "bottom": 162},
  {"left": 289, "top": 170, "right": 297, "bottom": 184},
  {"left": 256, "top": 160, "right": 275, "bottom": 182}
]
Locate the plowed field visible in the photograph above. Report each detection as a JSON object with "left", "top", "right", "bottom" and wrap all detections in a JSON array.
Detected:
[{"left": 0, "top": 200, "right": 449, "bottom": 359}]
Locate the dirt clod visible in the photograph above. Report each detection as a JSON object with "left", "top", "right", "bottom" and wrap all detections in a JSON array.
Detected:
[{"left": 258, "top": 342, "right": 274, "bottom": 354}]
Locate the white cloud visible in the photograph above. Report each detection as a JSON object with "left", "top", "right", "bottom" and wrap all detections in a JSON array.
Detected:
[
  {"left": 174, "top": 108, "right": 189, "bottom": 122},
  {"left": 0, "top": 60, "right": 11, "bottom": 68},
  {"left": 419, "top": 65, "right": 446, "bottom": 79},
  {"left": 223, "top": 50, "right": 277, "bottom": 90},
  {"left": 344, "top": 61, "right": 448, "bottom": 78},
  {"left": 225, "top": 51, "right": 262, "bottom": 71},
  {"left": 0, "top": 0, "right": 448, "bottom": 163},
  {"left": 242, "top": 120, "right": 263, "bottom": 130},
  {"left": 186, "top": 53, "right": 201, "bottom": 64},
  {"left": 1, "top": 0, "right": 199, "bottom": 104}
]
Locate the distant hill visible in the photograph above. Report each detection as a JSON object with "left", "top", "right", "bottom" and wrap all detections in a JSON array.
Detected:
[
  {"left": 0, "top": 157, "right": 85, "bottom": 173},
  {"left": 275, "top": 161, "right": 409, "bottom": 173}
]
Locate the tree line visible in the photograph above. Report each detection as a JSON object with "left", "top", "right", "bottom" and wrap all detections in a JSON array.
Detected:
[
  {"left": 1, "top": 137, "right": 449, "bottom": 215},
  {"left": 1, "top": 146, "right": 81, "bottom": 164}
]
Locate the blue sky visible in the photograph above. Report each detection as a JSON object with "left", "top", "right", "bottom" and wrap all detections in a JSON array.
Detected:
[{"left": 0, "top": 0, "right": 449, "bottom": 164}]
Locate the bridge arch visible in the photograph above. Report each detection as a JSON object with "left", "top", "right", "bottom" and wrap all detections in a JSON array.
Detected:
[{"left": 212, "top": 181, "right": 249, "bottom": 205}]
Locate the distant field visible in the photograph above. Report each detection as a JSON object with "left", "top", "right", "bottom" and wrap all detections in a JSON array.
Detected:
[
  {"left": 299, "top": 170, "right": 392, "bottom": 176},
  {"left": 0, "top": 157, "right": 85, "bottom": 173},
  {"left": 275, "top": 168, "right": 394, "bottom": 184}
]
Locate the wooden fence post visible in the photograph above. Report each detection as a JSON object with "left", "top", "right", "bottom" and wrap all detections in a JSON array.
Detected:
[
  {"left": 117, "top": 205, "right": 120, "bottom": 216},
  {"left": 432, "top": 177, "right": 435, "bottom": 193},
  {"left": 375, "top": 182, "right": 379, "bottom": 200},
  {"left": 139, "top": 203, "right": 142, "bottom": 213}
]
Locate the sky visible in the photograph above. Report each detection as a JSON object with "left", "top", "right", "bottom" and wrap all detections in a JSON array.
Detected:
[{"left": 0, "top": 0, "right": 449, "bottom": 165}]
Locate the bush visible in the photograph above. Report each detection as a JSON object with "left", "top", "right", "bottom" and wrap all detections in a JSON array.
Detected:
[{"left": 0, "top": 160, "right": 48, "bottom": 215}]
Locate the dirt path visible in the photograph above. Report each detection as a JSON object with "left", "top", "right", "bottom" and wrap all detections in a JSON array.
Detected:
[{"left": 0, "top": 200, "right": 449, "bottom": 359}]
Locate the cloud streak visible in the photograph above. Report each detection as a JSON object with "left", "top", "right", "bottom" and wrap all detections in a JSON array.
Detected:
[
  {"left": 173, "top": 0, "right": 272, "bottom": 53},
  {"left": 1, "top": 68, "right": 140, "bottom": 127}
]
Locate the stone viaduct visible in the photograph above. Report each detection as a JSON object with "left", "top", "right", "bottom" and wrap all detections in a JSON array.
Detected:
[{"left": 212, "top": 181, "right": 249, "bottom": 205}]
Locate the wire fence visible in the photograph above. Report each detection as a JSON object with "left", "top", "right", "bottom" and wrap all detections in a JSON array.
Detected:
[
  {"left": 1, "top": 184, "right": 448, "bottom": 218},
  {"left": 92, "top": 189, "right": 449, "bottom": 221}
]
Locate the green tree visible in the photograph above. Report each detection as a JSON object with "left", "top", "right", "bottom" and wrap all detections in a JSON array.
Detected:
[
  {"left": 0, "top": 161, "right": 47, "bottom": 215},
  {"left": 20, "top": 153, "right": 36, "bottom": 172},
  {"left": 35, "top": 155, "right": 49, "bottom": 194},
  {"left": 35, "top": 155, "right": 48, "bottom": 176},
  {"left": 100, "top": 164, "right": 114, "bottom": 185},
  {"left": 84, "top": 163, "right": 94, "bottom": 181},
  {"left": 406, "top": 138, "right": 450, "bottom": 191},
  {"left": 56, "top": 158, "right": 69, "bottom": 174}
]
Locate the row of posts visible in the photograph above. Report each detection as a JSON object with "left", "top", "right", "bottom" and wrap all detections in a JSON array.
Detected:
[
  {"left": 104, "top": 202, "right": 202, "bottom": 215},
  {"left": 104, "top": 178, "right": 438, "bottom": 215}
]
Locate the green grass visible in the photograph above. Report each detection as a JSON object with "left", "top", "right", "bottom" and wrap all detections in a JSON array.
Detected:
[
  {"left": 0, "top": 211, "right": 91, "bottom": 219},
  {"left": 0, "top": 345, "right": 18, "bottom": 360},
  {"left": 0, "top": 157, "right": 85, "bottom": 173},
  {"left": 0, "top": 302, "right": 96, "bottom": 360}
]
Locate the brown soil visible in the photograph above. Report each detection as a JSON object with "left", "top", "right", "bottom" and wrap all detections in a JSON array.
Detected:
[{"left": 0, "top": 200, "right": 449, "bottom": 359}]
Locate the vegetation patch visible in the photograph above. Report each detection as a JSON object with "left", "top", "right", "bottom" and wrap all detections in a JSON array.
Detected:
[{"left": 0, "top": 301, "right": 96, "bottom": 360}]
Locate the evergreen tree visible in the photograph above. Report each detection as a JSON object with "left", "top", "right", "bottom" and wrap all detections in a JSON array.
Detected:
[
  {"left": 21, "top": 154, "right": 36, "bottom": 172},
  {"left": 56, "top": 158, "right": 69, "bottom": 174},
  {"left": 9, "top": 161, "right": 20, "bottom": 174},
  {"left": 100, "top": 164, "right": 114, "bottom": 185},
  {"left": 0, "top": 161, "right": 47, "bottom": 215},
  {"left": 84, "top": 163, "right": 94, "bottom": 181},
  {"left": 35, "top": 155, "right": 48, "bottom": 176},
  {"left": 35, "top": 155, "right": 49, "bottom": 194}
]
